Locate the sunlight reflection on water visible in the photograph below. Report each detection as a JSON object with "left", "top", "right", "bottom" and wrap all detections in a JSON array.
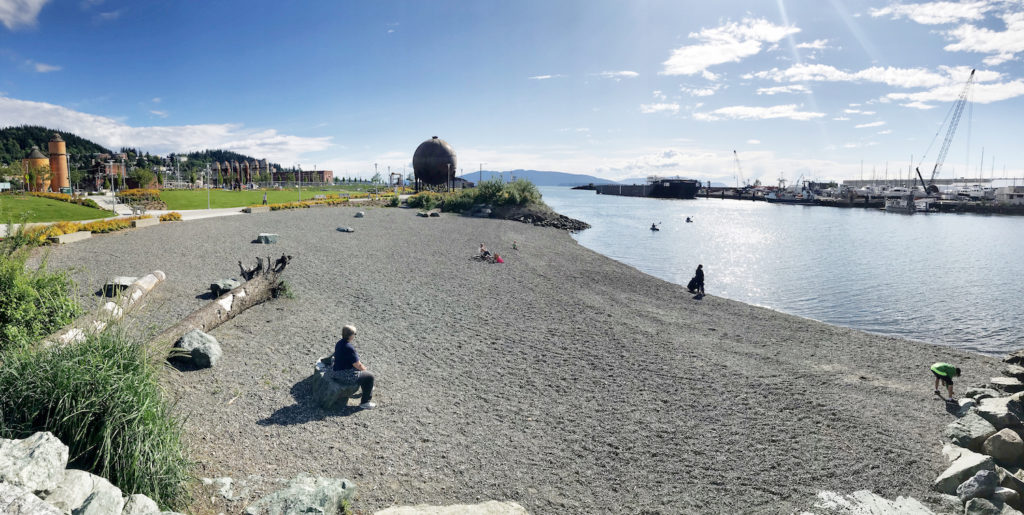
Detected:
[{"left": 541, "top": 186, "right": 1024, "bottom": 355}]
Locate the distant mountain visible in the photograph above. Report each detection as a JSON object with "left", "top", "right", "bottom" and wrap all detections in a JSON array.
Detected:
[
  {"left": 457, "top": 169, "right": 617, "bottom": 187},
  {"left": 0, "top": 125, "right": 111, "bottom": 168}
]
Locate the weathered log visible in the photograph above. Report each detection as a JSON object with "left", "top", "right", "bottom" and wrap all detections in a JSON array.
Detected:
[
  {"left": 44, "top": 270, "right": 166, "bottom": 348},
  {"left": 149, "top": 255, "right": 291, "bottom": 354}
]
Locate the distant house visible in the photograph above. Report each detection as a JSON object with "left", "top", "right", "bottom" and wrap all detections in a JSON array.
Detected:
[{"left": 453, "top": 177, "right": 474, "bottom": 189}]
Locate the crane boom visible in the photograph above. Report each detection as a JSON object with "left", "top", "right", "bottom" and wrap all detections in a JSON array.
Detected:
[{"left": 929, "top": 69, "right": 975, "bottom": 183}]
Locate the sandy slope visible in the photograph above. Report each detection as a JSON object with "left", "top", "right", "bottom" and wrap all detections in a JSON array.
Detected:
[{"left": 39, "top": 206, "right": 1001, "bottom": 514}]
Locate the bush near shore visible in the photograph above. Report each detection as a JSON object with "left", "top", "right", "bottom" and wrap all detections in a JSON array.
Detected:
[
  {"left": 25, "top": 191, "right": 104, "bottom": 210},
  {"left": 406, "top": 178, "right": 542, "bottom": 212},
  {"left": 21, "top": 215, "right": 154, "bottom": 245},
  {"left": 116, "top": 188, "right": 161, "bottom": 203},
  {"left": 0, "top": 228, "right": 190, "bottom": 510},
  {"left": 159, "top": 211, "right": 183, "bottom": 221}
]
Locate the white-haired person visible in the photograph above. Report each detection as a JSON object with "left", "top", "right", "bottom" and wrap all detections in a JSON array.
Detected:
[{"left": 331, "top": 325, "right": 375, "bottom": 409}]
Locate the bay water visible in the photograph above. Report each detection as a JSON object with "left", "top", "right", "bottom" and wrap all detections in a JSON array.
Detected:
[{"left": 540, "top": 186, "right": 1024, "bottom": 355}]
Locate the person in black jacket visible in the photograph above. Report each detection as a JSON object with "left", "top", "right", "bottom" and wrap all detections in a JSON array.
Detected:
[{"left": 693, "top": 264, "right": 705, "bottom": 295}]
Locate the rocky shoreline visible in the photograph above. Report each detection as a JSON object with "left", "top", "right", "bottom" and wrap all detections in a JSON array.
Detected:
[{"left": 35, "top": 205, "right": 1006, "bottom": 513}]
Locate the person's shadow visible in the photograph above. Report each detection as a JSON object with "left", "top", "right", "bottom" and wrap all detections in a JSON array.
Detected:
[{"left": 257, "top": 374, "right": 363, "bottom": 426}]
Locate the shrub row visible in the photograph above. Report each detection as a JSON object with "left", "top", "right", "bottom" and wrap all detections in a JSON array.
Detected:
[
  {"left": 22, "top": 215, "right": 154, "bottom": 244},
  {"left": 26, "top": 192, "right": 103, "bottom": 210},
  {"left": 159, "top": 212, "right": 182, "bottom": 222},
  {"left": 115, "top": 188, "right": 161, "bottom": 202},
  {"left": 259, "top": 197, "right": 351, "bottom": 211}
]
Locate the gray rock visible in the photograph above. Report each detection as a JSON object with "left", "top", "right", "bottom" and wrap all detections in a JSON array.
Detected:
[
  {"left": 966, "top": 498, "right": 1002, "bottom": 515},
  {"left": 122, "top": 493, "right": 160, "bottom": 515},
  {"left": 0, "top": 482, "right": 62, "bottom": 514},
  {"left": 311, "top": 361, "right": 359, "bottom": 409},
  {"left": 1007, "top": 392, "right": 1024, "bottom": 421},
  {"left": 75, "top": 477, "right": 125, "bottom": 515},
  {"left": 934, "top": 448, "right": 995, "bottom": 494},
  {"left": 173, "top": 329, "right": 222, "bottom": 369},
  {"left": 946, "top": 411, "right": 999, "bottom": 451},
  {"left": 336, "top": 227, "right": 355, "bottom": 233},
  {"left": 243, "top": 475, "right": 355, "bottom": 515},
  {"left": 257, "top": 233, "right": 278, "bottom": 244},
  {"left": 992, "top": 377, "right": 1024, "bottom": 393},
  {"left": 373, "top": 500, "right": 530, "bottom": 515},
  {"left": 957, "top": 398, "right": 980, "bottom": 417},
  {"left": 354, "top": 211, "right": 365, "bottom": 218},
  {"left": 998, "top": 465, "right": 1024, "bottom": 495},
  {"left": 42, "top": 469, "right": 104, "bottom": 512},
  {"left": 959, "top": 469, "right": 999, "bottom": 503},
  {"left": 201, "top": 476, "right": 247, "bottom": 502},
  {"left": 1006, "top": 365, "right": 1024, "bottom": 379},
  {"left": 967, "top": 388, "right": 1004, "bottom": 401},
  {"left": 0, "top": 432, "right": 68, "bottom": 493},
  {"left": 1009, "top": 349, "right": 1024, "bottom": 366},
  {"left": 994, "top": 487, "right": 1023, "bottom": 510},
  {"left": 415, "top": 212, "right": 428, "bottom": 217},
  {"left": 428, "top": 211, "right": 440, "bottom": 217},
  {"left": 979, "top": 397, "right": 1024, "bottom": 429},
  {"left": 103, "top": 277, "right": 138, "bottom": 297},
  {"left": 986, "top": 429, "right": 1024, "bottom": 466},
  {"left": 211, "top": 279, "right": 241, "bottom": 298}
]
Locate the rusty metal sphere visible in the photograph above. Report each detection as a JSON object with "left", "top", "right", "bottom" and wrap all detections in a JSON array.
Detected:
[{"left": 413, "top": 136, "right": 457, "bottom": 185}]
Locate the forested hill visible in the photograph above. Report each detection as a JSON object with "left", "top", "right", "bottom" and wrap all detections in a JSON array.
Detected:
[
  {"left": 0, "top": 126, "right": 111, "bottom": 166},
  {"left": 179, "top": 150, "right": 281, "bottom": 171}
]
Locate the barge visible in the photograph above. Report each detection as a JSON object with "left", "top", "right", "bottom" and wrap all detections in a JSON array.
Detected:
[{"left": 594, "top": 177, "right": 700, "bottom": 199}]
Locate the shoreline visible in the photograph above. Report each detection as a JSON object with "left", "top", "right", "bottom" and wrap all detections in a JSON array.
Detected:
[{"left": 35, "top": 205, "right": 1003, "bottom": 513}]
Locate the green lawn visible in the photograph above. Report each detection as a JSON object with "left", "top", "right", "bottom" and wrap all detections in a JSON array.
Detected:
[
  {"left": 159, "top": 185, "right": 394, "bottom": 210},
  {"left": 0, "top": 195, "right": 114, "bottom": 223}
]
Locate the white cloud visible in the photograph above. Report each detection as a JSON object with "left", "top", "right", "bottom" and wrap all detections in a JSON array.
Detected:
[
  {"left": 877, "top": 129, "right": 893, "bottom": 134},
  {"left": 652, "top": 90, "right": 666, "bottom": 101},
  {"left": 870, "top": 1, "right": 990, "bottom": 25},
  {"left": 598, "top": 70, "right": 639, "bottom": 80},
  {"left": 756, "top": 84, "right": 809, "bottom": 95},
  {"left": 693, "top": 104, "right": 825, "bottom": 121},
  {"left": 795, "top": 39, "right": 830, "bottom": 49},
  {"left": 747, "top": 139, "right": 761, "bottom": 144},
  {"left": 902, "top": 101, "right": 937, "bottom": 109},
  {"left": 887, "top": 77, "right": 1024, "bottom": 103},
  {"left": 844, "top": 108, "right": 876, "bottom": 115},
  {"left": 681, "top": 86, "right": 717, "bottom": 97},
  {"left": 832, "top": 116, "right": 850, "bottom": 121},
  {"left": 0, "top": 0, "right": 50, "bottom": 29},
  {"left": 661, "top": 18, "right": 800, "bottom": 76},
  {"left": 150, "top": 110, "right": 167, "bottom": 118},
  {"left": 0, "top": 95, "right": 333, "bottom": 163},
  {"left": 27, "top": 60, "right": 60, "bottom": 72},
  {"left": 640, "top": 103, "right": 680, "bottom": 114},
  {"left": 151, "top": 97, "right": 161, "bottom": 103},
  {"left": 854, "top": 121, "right": 886, "bottom": 128},
  {"left": 751, "top": 63, "right": 950, "bottom": 88},
  {"left": 95, "top": 9, "right": 118, "bottom": 21},
  {"left": 944, "top": 11, "right": 1024, "bottom": 62},
  {"left": 529, "top": 74, "right": 564, "bottom": 80}
]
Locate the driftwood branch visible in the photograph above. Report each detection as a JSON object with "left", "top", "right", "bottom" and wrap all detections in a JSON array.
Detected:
[
  {"left": 44, "top": 271, "right": 166, "bottom": 348},
  {"left": 150, "top": 254, "right": 292, "bottom": 355}
]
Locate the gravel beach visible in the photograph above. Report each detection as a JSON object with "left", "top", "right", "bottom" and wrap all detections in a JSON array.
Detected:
[{"left": 37, "top": 206, "right": 1002, "bottom": 514}]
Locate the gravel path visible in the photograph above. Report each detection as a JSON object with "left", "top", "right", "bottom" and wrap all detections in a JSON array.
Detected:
[{"left": 38, "top": 206, "right": 1002, "bottom": 514}]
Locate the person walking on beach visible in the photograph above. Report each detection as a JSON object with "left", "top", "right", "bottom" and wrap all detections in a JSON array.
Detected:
[
  {"left": 331, "top": 325, "right": 375, "bottom": 409},
  {"left": 262, "top": 192, "right": 268, "bottom": 205},
  {"left": 687, "top": 264, "right": 705, "bottom": 295},
  {"left": 931, "top": 362, "right": 962, "bottom": 400}
]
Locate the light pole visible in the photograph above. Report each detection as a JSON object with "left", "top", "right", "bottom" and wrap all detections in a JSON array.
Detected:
[
  {"left": 479, "top": 163, "right": 485, "bottom": 187},
  {"left": 297, "top": 164, "right": 302, "bottom": 202},
  {"left": 206, "top": 164, "right": 211, "bottom": 209}
]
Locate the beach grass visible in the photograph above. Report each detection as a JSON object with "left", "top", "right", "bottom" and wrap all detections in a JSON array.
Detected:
[
  {"left": 0, "top": 195, "right": 113, "bottom": 223},
  {"left": 0, "top": 326, "right": 191, "bottom": 510}
]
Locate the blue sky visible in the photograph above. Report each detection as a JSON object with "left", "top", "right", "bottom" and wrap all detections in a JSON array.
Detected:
[{"left": 2, "top": 0, "right": 1023, "bottom": 184}]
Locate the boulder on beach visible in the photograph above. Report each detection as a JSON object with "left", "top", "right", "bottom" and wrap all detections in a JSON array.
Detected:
[
  {"left": 0, "top": 432, "right": 68, "bottom": 494},
  {"left": 311, "top": 359, "right": 359, "bottom": 409},
  {"left": 243, "top": 475, "right": 355, "bottom": 515},
  {"left": 945, "top": 411, "right": 999, "bottom": 451},
  {"left": 211, "top": 279, "right": 242, "bottom": 297},
  {"left": 958, "top": 469, "right": 999, "bottom": 503},
  {"left": 966, "top": 388, "right": 1003, "bottom": 401},
  {"left": 977, "top": 397, "right": 1023, "bottom": 429},
  {"left": 985, "top": 429, "right": 1024, "bottom": 466},
  {"left": 991, "top": 377, "right": 1024, "bottom": 393},
  {"left": 41, "top": 469, "right": 123, "bottom": 514},
  {"left": 934, "top": 448, "right": 995, "bottom": 494},
  {"left": 0, "top": 482, "right": 61, "bottom": 514},
  {"left": 172, "top": 329, "right": 222, "bottom": 369}
]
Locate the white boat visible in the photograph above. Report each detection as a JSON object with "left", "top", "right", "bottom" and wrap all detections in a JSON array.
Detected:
[{"left": 883, "top": 194, "right": 916, "bottom": 214}]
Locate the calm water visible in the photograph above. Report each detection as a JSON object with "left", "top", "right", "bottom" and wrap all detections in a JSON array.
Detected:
[{"left": 540, "top": 186, "right": 1024, "bottom": 355}]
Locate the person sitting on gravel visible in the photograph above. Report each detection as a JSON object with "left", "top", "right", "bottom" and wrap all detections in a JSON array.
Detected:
[
  {"left": 479, "top": 243, "right": 491, "bottom": 259},
  {"left": 331, "top": 325, "right": 375, "bottom": 409},
  {"left": 494, "top": 254, "right": 504, "bottom": 264},
  {"left": 931, "top": 362, "right": 962, "bottom": 400}
]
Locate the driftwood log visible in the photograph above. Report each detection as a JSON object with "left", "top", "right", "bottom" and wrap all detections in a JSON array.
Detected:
[
  {"left": 150, "top": 254, "right": 292, "bottom": 354},
  {"left": 44, "top": 271, "right": 166, "bottom": 348}
]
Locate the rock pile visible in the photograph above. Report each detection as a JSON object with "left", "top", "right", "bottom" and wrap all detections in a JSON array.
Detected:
[
  {"left": 0, "top": 431, "right": 178, "bottom": 515},
  {"left": 931, "top": 354, "right": 1024, "bottom": 513}
]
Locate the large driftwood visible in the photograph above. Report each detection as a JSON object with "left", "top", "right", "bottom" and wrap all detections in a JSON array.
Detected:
[
  {"left": 44, "top": 271, "right": 166, "bottom": 348},
  {"left": 150, "top": 254, "right": 292, "bottom": 354}
]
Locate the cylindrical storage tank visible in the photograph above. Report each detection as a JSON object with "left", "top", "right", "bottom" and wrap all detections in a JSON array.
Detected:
[
  {"left": 413, "top": 136, "right": 457, "bottom": 185},
  {"left": 22, "top": 146, "right": 50, "bottom": 192},
  {"left": 47, "top": 133, "right": 69, "bottom": 192}
]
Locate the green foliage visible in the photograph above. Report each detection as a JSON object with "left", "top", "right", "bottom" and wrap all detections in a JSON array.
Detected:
[
  {"left": 0, "top": 231, "right": 80, "bottom": 352},
  {"left": 103, "top": 177, "right": 111, "bottom": 190},
  {"left": 0, "top": 126, "right": 112, "bottom": 170},
  {"left": 406, "top": 192, "right": 438, "bottom": 210},
  {"left": 387, "top": 195, "right": 400, "bottom": 207},
  {"left": 0, "top": 195, "right": 111, "bottom": 223},
  {"left": 439, "top": 190, "right": 475, "bottom": 213},
  {"left": 0, "top": 327, "right": 190, "bottom": 509},
  {"left": 129, "top": 168, "right": 156, "bottom": 189}
]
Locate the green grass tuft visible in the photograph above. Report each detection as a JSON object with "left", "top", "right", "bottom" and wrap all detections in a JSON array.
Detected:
[{"left": 0, "top": 327, "right": 191, "bottom": 509}]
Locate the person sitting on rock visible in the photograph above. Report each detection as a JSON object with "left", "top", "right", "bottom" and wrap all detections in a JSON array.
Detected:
[
  {"left": 931, "top": 362, "right": 962, "bottom": 400},
  {"left": 332, "top": 325, "right": 375, "bottom": 409}
]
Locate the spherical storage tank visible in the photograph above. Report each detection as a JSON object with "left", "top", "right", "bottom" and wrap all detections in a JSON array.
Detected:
[{"left": 413, "top": 136, "right": 457, "bottom": 185}]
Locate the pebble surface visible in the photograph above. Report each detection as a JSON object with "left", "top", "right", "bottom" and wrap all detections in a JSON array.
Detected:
[{"left": 37, "top": 205, "right": 1003, "bottom": 514}]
